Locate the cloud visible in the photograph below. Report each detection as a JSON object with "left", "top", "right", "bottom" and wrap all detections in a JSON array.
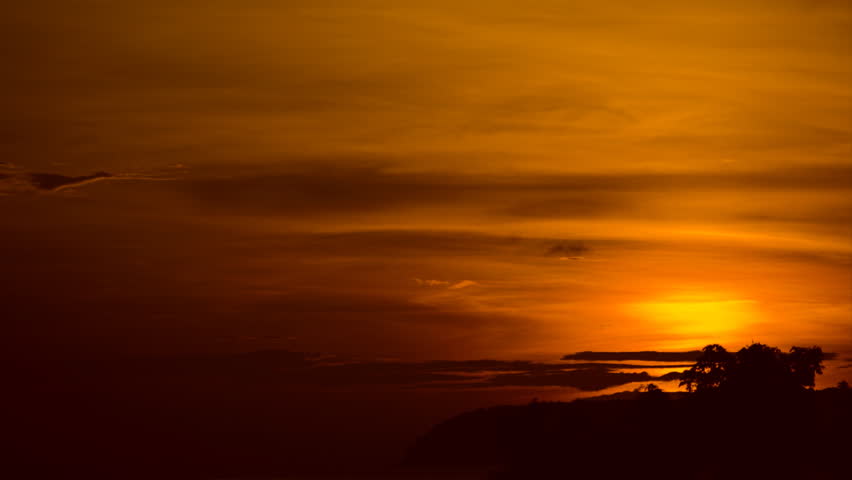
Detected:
[
  {"left": 414, "top": 279, "right": 478, "bottom": 290},
  {"left": 29, "top": 349, "right": 685, "bottom": 392},
  {"left": 482, "top": 367, "right": 659, "bottom": 390},
  {"left": 252, "top": 352, "right": 687, "bottom": 391},
  {"left": 0, "top": 169, "right": 174, "bottom": 195},
  {"left": 449, "top": 280, "right": 478, "bottom": 290},
  {"left": 546, "top": 242, "right": 589, "bottom": 259},
  {"left": 562, "top": 351, "right": 703, "bottom": 362},
  {"left": 173, "top": 164, "right": 852, "bottom": 228},
  {"left": 413, "top": 278, "right": 479, "bottom": 290},
  {"left": 207, "top": 354, "right": 686, "bottom": 391},
  {"left": 414, "top": 278, "right": 451, "bottom": 287},
  {"left": 28, "top": 171, "right": 114, "bottom": 191},
  {"left": 562, "top": 349, "right": 839, "bottom": 362}
]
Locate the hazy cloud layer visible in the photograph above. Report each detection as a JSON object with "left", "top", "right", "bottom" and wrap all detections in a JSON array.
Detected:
[
  {"left": 2, "top": 0, "right": 851, "bottom": 383},
  {"left": 4, "top": 1, "right": 851, "bottom": 174},
  {"left": 37, "top": 349, "right": 690, "bottom": 392},
  {"left": 163, "top": 165, "right": 852, "bottom": 235},
  {"left": 3, "top": 184, "right": 851, "bottom": 365}
]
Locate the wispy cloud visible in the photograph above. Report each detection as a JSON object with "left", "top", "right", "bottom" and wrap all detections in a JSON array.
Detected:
[
  {"left": 0, "top": 169, "right": 173, "bottom": 195},
  {"left": 29, "top": 171, "right": 115, "bottom": 191},
  {"left": 449, "top": 280, "right": 478, "bottom": 290},
  {"left": 415, "top": 278, "right": 479, "bottom": 290},
  {"left": 414, "top": 278, "right": 450, "bottom": 287}
]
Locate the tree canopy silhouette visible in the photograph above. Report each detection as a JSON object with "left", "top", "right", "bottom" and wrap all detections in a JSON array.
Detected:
[{"left": 679, "top": 342, "right": 824, "bottom": 394}]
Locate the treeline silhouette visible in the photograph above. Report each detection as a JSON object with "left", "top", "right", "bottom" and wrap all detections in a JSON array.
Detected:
[
  {"left": 407, "top": 342, "right": 852, "bottom": 480},
  {"left": 679, "top": 343, "right": 825, "bottom": 394}
]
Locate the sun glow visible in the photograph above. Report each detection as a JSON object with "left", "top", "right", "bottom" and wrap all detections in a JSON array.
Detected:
[{"left": 630, "top": 294, "right": 762, "bottom": 340}]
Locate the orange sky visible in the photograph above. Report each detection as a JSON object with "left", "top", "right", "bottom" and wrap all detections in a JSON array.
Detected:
[{"left": 3, "top": 0, "right": 851, "bottom": 362}]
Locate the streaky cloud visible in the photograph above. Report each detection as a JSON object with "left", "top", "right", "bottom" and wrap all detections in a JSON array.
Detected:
[
  {"left": 29, "top": 171, "right": 114, "bottom": 191},
  {"left": 562, "top": 351, "right": 703, "bottom": 362}
]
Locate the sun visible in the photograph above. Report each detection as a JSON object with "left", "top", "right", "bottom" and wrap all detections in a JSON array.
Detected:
[{"left": 629, "top": 293, "right": 762, "bottom": 342}]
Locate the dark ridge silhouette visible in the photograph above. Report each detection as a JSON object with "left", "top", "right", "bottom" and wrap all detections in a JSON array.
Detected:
[
  {"left": 562, "top": 350, "right": 703, "bottom": 362},
  {"left": 409, "top": 342, "right": 851, "bottom": 480},
  {"left": 9, "top": 348, "right": 685, "bottom": 479},
  {"left": 9, "top": 343, "right": 848, "bottom": 479},
  {"left": 406, "top": 388, "right": 852, "bottom": 479}
]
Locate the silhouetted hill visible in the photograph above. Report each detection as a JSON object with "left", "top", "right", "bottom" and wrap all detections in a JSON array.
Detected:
[
  {"left": 10, "top": 346, "right": 849, "bottom": 479},
  {"left": 406, "top": 388, "right": 852, "bottom": 480},
  {"left": 16, "top": 349, "right": 660, "bottom": 479}
]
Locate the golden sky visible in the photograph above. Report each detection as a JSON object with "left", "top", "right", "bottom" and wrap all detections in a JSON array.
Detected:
[{"left": 3, "top": 0, "right": 851, "bottom": 361}]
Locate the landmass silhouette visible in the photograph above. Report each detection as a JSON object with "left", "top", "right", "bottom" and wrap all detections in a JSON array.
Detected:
[
  {"left": 407, "top": 342, "right": 852, "bottom": 479},
  {"left": 10, "top": 342, "right": 851, "bottom": 479}
]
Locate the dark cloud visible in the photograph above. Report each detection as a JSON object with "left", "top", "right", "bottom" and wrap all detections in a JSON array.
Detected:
[
  {"left": 178, "top": 166, "right": 466, "bottom": 217},
  {"left": 175, "top": 164, "right": 852, "bottom": 221},
  {"left": 545, "top": 242, "right": 589, "bottom": 258},
  {"left": 234, "top": 230, "right": 549, "bottom": 259},
  {"left": 6, "top": 161, "right": 849, "bottom": 231},
  {"left": 202, "top": 354, "right": 685, "bottom": 391},
  {"left": 495, "top": 195, "right": 628, "bottom": 219},
  {"left": 562, "top": 350, "right": 838, "bottom": 362},
  {"left": 28, "top": 171, "right": 113, "bottom": 191},
  {"left": 562, "top": 351, "right": 703, "bottom": 362},
  {"left": 482, "top": 368, "right": 658, "bottom": 390},
  {"left": 0, "top": 169, "right": 175, "bottom": 194},
  {"left": 33, "top": 349, "right": 685, "bottom": 392}
]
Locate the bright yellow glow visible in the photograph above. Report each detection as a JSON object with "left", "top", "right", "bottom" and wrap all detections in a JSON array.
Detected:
[{"left": 630, "top": 295, "right": 762, "bottom": 339}]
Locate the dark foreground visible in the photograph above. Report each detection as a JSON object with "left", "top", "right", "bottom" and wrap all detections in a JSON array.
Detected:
[
  {"left": 407, "top": 388, "right": 852, "bottom": 480},
  {"left": 10, "top": 350, "right": 851, "bottom": 480}
]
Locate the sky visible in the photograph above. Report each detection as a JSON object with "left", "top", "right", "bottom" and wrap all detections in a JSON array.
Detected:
[{"left": 3, "top": 0, "right": 851, "bottom": 368}]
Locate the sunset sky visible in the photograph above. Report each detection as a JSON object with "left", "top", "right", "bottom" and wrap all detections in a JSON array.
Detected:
[{"left": 4, "top": 0, "right": 851, "bottom": 370}]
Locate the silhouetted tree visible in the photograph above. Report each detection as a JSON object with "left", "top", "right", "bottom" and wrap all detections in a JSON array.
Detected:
[
  {"left": 726, "top": 343, "right": 796, "bottom": 394},
  {"left": 634, "top": 383, "right": 662, "bottom": 394},
  {"left": 679, "top": 344, "right": 733, "bottom": 392},
  {"left": 679, "top": 342, "right": 825, "bottom": 394},
  {"left": 788, "top": 346, "right": 824, "bottom": 389}
]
